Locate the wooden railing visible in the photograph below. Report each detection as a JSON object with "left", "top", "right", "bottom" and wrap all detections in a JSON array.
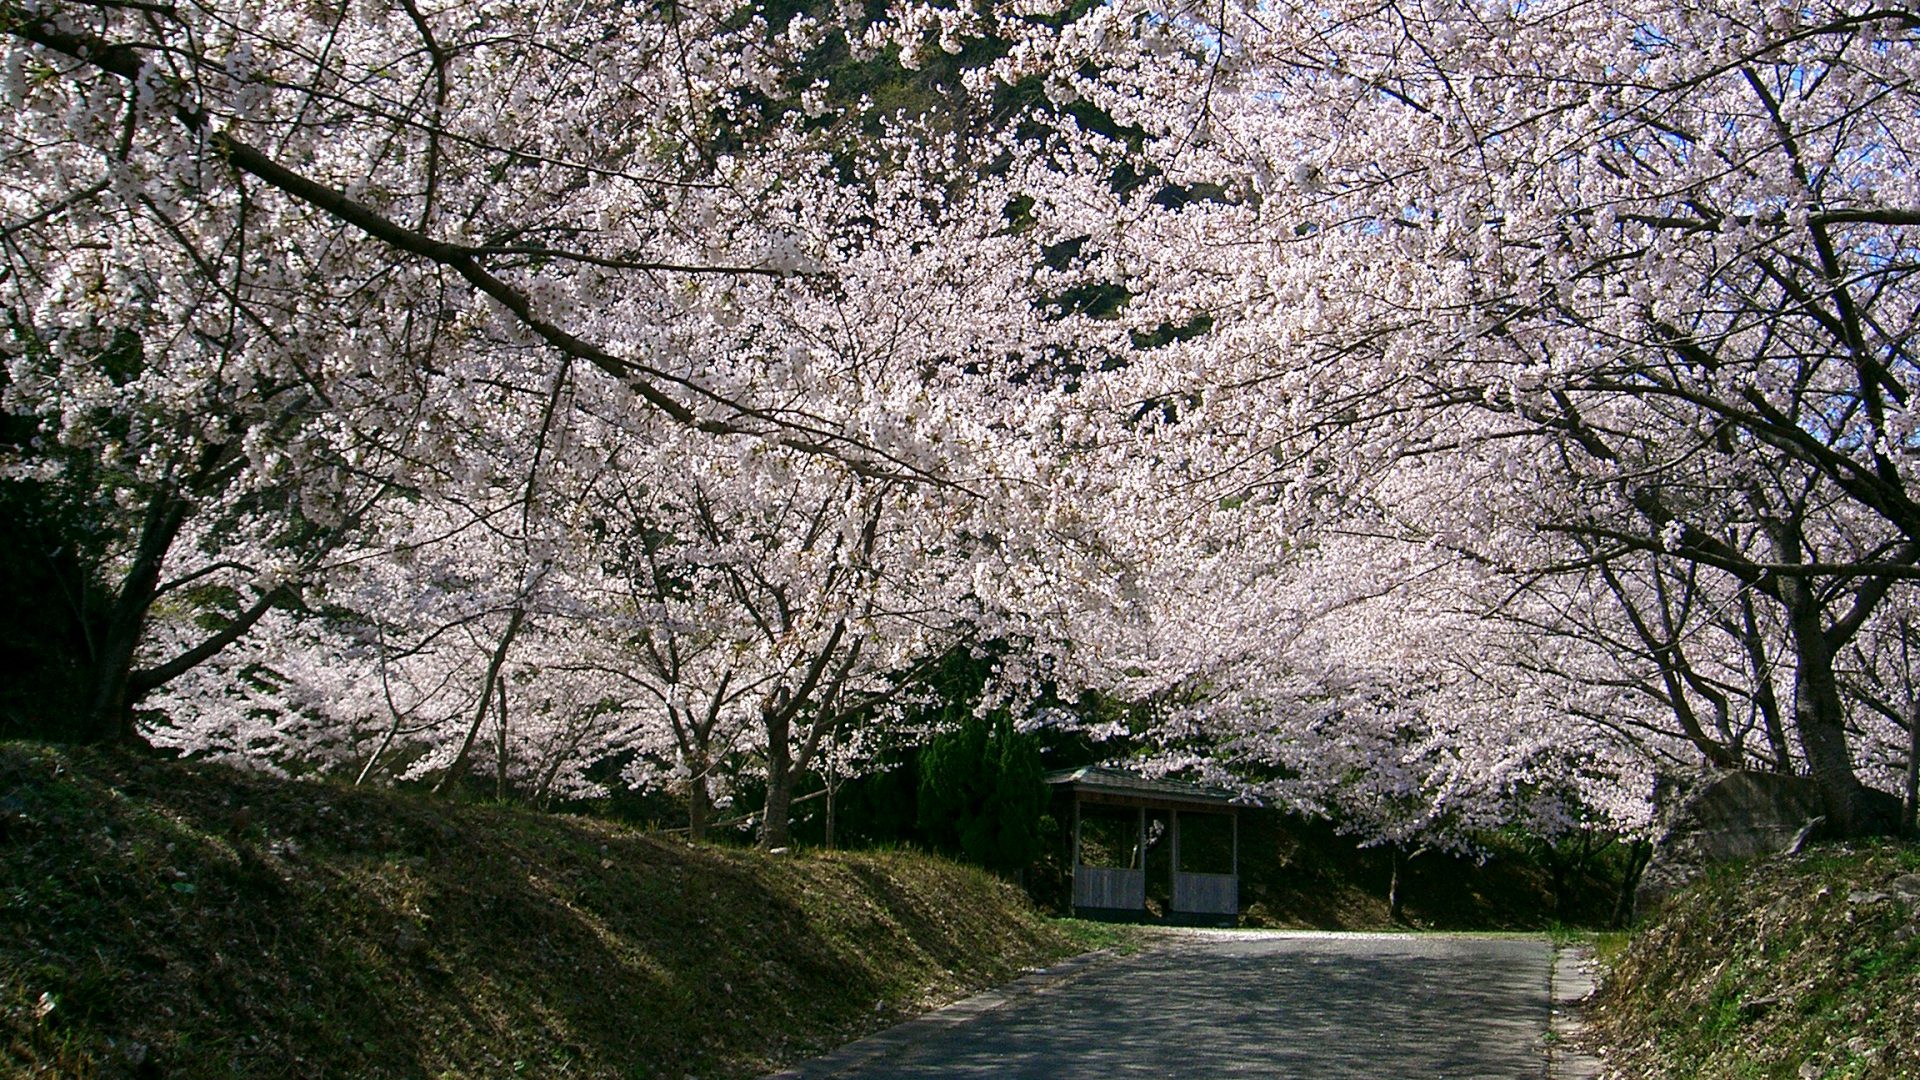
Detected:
[
  {"left": 1172, "top": 871, "right": 1238, "bottom": 915},
  {"left": 1073, "top": 866, "right": 1146, "bottom": 911}
]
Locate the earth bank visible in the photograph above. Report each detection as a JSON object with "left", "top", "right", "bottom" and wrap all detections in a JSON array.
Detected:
[{"left": 1588, "top": 841, "right": 1920, "bottom": 1079}]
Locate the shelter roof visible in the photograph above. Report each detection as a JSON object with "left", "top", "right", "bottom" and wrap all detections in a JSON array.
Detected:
[{"left": 1043, "top": 766, "right": 1253, "bottom": 810}]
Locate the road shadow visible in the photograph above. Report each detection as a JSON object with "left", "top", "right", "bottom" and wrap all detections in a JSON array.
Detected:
[{"left": 817, "top": 933, "right": 1551, "bottom": 1079}]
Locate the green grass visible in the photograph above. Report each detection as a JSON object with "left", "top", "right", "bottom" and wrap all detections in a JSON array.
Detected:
[
  {"left": 0, "top": 743, "right": 1091, "bottom": 1078},
  {"left": 1588, "top": 929, "right": 1631, "bottom": 966},
  {"left": 1589, "top": 839, "right": 1920, "bottom": 1079},
  {"left": 1051, "top": 918, "right": 1149, "bottom": 955}
]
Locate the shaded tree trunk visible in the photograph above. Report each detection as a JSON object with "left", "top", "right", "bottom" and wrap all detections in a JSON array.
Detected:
[
  {"left": 761, "top": 703, "right": 793, "bottom": 850},
  {"left": 1387, "top": 846, "right": 1407, "bottom": 925},
  {"left": 824, "top": 778, "right": 839, "bottom": 850},
  {"left": 687, "top": 759, "right": 711, "bottom": 843},
  {"left": 434, "top": 604, "right": 526, "bottom": 796},
  {"left": 82, "top": 607, "right": 153, "bottom": 744},
  {"left": 1543, "top": 833, "right": 1593, "bottom": 923},
  {"left": 1906, "top": 700, "right": 1919, "bottom": 839},
  {"left": 669, "top": 681, "right": 729, "bottom": 844},
  {"left": 1782, "top": 588, "right": 1875, "bottom": 834},
  {"left": 1734, "top": 591, "right": 1794, "bottom": 772},
  {"left": 1613, "top": 839, "right": 1654, "bottom": 928},
  {"left": 755, "top": 621, "right": 853, "bottom": 850},
  {"left": 494, "top": 677, "right": 509, "bottom": 801},
  {"left": 66, "top": 439, "right": 305, "bottom": 748},
  {"left": 78, "top": 487, "right": 192, "bottom": 744}
]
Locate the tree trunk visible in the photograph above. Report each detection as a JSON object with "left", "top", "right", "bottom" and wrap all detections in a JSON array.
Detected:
[
  {"left": 678, "top": 677, "right": 729, "bottom": 843},
  {"left": 78, "top": 487, "right": 193, "bottom": 744},
  {"left": 754, "top": 623, "right": 850, "bottom": 850},
  {"left": 687, "top": 763, "right": 711, "bottom": 843},
  {"left": 1387, "top": 846, "right": 1406, "bottom": 925},
  {"left": 761, "top": 763, "right": 793, "bottom": 850},
  {"left": 1544, "top": 844, "right": 1569, "bottom": 922},
  {"left": 494, "top": 677, "right": 509, "bottom": 801},
  {"left": 1736, "top": 591, "right": 1794, "bottom": 771},
  {"left": 1782, "top": 590, "right": 1873, "bottom": 834},
  {"left": 434, "top": 605, "right": 526, "bottom": 796},
  {"left": 1905, "top": 699, "right": 1919, "bottom": 839},
  {"left": 824, "top": 776, "right": 838, "bottom": 850},
  {"left": 760, "top": 701, "right": 793, "bottom": 850},
  {"left": 356, "top": 712, "right": 403, "bottom": 785},
  {"left": 80, "top": 610, "right": 148, "bottom": 744},
  {"left": 1613, "top": 839, "right": 1653, "bottom": 928}
]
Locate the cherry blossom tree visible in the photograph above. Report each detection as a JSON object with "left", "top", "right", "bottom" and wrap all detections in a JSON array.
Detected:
[
  {"left": 996, "top": 0, "right": 1920, "bottom": 833},
  {"left": 1, "top": 0, "right": 1090, "bottom": 748},
  {"left": 32, "top": 0, "right": 1920, "bottom": 859},
  {"left": 1085, "top": 505, "right": 1662, "bottom": 850},
  {"left": 594, "top": 435, "right": 985, "bottom": 850},
  {"left": 0, "top": 304, "right": 397, "bottom": 742}
]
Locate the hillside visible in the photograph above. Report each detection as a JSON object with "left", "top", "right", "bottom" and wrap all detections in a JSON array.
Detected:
[
  {"left": 1588, "top": 841, "right": 1920, "bottom": 1079},
  {"left": 0, "top": 743, "right": 1091, "bottom": 1079}
]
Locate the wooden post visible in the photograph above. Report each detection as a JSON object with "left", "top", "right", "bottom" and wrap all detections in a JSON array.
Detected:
[
  {"left": 1231, "top": 810, "right": 1239, "bottom": 879},
  {"left": 1170, "top": 808, "right": 1181, "bottom": 913},
  {"left": 1171, "top": 808, "right": 1181, "bottom": 873},
  {"left": 1072, "top": 796, "right": 1082, "bottom": 869},
  {"left": 1070, "top": 795, "right": 1082, "bottom": 915},
  {"left": 1136, "top": 806, "right": 1146, "bottom": 870}
]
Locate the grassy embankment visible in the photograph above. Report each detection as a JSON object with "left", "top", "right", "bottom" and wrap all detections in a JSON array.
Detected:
[
  {"left": 1589, "top": 840, "right": 1920, "bottom": 1079},
  {"left": 0, "top": 743, "right": 1108, "bottom": 1079}
]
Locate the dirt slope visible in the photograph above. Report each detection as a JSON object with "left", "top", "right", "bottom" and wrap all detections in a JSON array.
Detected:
[
  {"left": 0, "top": 743, "right": 1084, "bottom": 1079},
  {"left": 1589, "top": 841, "right": 1920, "bottom": 1079}
]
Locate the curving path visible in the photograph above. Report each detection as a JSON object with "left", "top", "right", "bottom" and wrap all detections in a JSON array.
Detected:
[{"left": 771, "top": 930, "right": 1565, "bottom": 1080}]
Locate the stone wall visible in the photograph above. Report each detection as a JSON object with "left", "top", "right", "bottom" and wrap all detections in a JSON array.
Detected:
[{"left": 1634, "top": 772, "right": 1901, "bottom": 913}]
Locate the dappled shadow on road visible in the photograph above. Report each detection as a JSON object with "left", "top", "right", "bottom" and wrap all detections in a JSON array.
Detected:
[{"left": 843, "top": 936, "right": 1549, "bottom": 1079}]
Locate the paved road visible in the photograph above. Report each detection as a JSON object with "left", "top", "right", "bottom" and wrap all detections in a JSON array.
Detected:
[{"left": 778, "top": 931, "right": 1555, "bottom": 1079}]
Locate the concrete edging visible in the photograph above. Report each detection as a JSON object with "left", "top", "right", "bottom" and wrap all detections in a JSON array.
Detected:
[{"left": 1548, "top": 944, "right": 1607, "bottom": 1080}]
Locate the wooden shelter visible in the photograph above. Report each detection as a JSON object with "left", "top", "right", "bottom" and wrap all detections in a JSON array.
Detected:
[{"left": 1045, "top": 766, "right": 1246, "bottom": 923}]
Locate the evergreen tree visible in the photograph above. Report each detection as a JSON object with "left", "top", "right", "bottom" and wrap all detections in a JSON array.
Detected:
[{"left": 917, "top": 711, "right": 1045, "bottom": 876}]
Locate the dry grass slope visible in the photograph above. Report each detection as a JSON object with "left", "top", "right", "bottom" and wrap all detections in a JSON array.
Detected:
[
  {"left": 0, "top": 743, "right": 1087, "bottom": 1079},
  {"left": 1590, "top": 841, "right": 1920, "bottom": 1079}
]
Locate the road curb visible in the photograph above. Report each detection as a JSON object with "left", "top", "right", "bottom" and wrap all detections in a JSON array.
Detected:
[
  {"left": 1549, "top": 944, "right": 1607, "bottom": 1079},
  {"left": 762, "top": 948, "right": 1127, "bottom": 1079}
]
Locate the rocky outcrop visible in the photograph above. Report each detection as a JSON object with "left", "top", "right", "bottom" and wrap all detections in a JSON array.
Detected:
[{"left": 1634, "top": 771, "right": 1902, "bottom": 914}]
